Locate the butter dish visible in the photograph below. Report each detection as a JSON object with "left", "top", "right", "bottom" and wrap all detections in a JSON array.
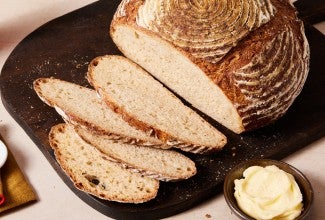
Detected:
[{"left": 223, "top": 159, "right": 313, "bottom": 220}]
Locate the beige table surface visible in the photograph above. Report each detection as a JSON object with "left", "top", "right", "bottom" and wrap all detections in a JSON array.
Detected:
[{"left": 0, "top": 1, "right": 324, "bottom": 219}]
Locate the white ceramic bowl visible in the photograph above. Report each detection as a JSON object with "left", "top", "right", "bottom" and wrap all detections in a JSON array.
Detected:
[{"left": 0, "top": 140, "right": 8, "bottom": 168}]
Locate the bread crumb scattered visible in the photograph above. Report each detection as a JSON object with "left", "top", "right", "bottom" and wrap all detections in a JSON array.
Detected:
[{"left": 205, "top": 213, "right": 212, "bottom": 218}]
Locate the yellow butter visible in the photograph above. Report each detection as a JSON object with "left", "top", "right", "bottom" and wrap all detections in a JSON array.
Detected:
[{"left": 234, "top": 165, "right": 303, "bottom": 220}]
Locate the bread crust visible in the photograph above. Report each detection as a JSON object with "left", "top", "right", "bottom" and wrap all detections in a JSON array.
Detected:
[{"left": 110, "top": 0, "right": 310, "bottom": 133}]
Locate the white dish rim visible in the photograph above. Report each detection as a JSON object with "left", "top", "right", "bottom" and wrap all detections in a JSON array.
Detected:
[{"left": 0, "top": 140, "right": 8, "bottom": 168}]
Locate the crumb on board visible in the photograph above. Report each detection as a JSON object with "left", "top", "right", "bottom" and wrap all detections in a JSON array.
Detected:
[{"left": 205, "top": 213, "right": 212, "bottom": 218}]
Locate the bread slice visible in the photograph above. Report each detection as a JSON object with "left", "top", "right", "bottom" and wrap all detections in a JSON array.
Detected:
[
  {"left": 110, "top": 0, "right": 309, "bottom": 133},
  {"left": 87, "top": 55, "right": 227, "bottom": 154},
  {"left": 74, "top": 125, "right": 196, "bottom": 181},
  {"left": 49, "top": 123, "right": 159, "bottom": 203},
  {"left": 33, "top": 77, "right": 167, "bottom": 148}
]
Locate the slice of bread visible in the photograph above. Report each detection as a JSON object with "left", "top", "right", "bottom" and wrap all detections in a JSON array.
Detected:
[
  {"left": 74, "top": 125, "right": 197, "bottom": 181},
  {"left": 49, "top": 123, "right": 159, "bottom": 203},
  {"left": 33, "top": 77, "right": 167, "bottom": 148},
  {"left": 87, "top": 55, "right": 227, "bottom": 154}
]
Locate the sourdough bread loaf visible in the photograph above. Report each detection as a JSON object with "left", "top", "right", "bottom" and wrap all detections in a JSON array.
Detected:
[
  {"left": 33, "top": 78, "right": 166, "bottom": 148},
  {"left": 74, "top": 125, "right": 197, "bottom": 181},
  {"left": 110, "top": 0, "right": 310, "bottom": 133},
  {"left": 49, "top": 123, "right": 159, "bottom": 203},
  {"left": 87, "top": 55, "right": 227, "bottom": 154}
]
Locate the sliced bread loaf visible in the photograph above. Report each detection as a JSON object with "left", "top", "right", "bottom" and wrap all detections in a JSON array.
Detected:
[
  {"left": 33, "top": 78, "right": 166, "bottom": 148},
  {"left": 49, "top": 123, "right": 159, "bottom": 203},
  {"left": 110, "top": 0, "right": 309, "bottom": 133},
  {"left": 87, "top": 55, "right": 227, "bottom": 154},
  {"left": 74, "top": 125, "right": 196, "bottom": 181}
]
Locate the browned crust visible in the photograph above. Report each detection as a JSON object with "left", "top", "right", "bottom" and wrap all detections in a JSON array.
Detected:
[
  {"left": 110, "top": 0, "right": 309, "bottom": 133},
  {"left": 213, "top": 0, "right": 306, "bottom": 91},
  {"left": 87, "top": 56, "right": 226, "bottom": 153},
  {"left": 215, "top": 0, "right": 308, "bottom": 131},
  {"left": 49, "top": 123, "right": 159, "bottom": 203}
]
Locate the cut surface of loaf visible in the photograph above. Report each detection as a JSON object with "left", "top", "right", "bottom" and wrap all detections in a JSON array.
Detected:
[
  {"left": 74, "top": 125, "right": 196, "bottom": 181},
  {"left": 110, "top": 0, "right": 309, "bottom": 133},
  {"left": 33, "top": 77, "right": 166, "bottom": 148},
  {"left": 48, "top": 123, "right": 159, "bottom": 203},
  {"left": 87, "top": 55, "right": 227, "bottom": 154}
]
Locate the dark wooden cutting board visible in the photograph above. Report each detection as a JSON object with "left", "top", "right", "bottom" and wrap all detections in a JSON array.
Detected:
[{"left": 0, "top": 1, "right": 324, "bottom": 219}]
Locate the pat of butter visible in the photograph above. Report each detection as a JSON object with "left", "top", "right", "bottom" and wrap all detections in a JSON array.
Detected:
[{"left": 234, "top": 165, "right": 303, "bottom": 220}]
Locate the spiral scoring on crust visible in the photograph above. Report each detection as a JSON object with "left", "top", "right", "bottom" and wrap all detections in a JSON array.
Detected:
[
  {"left": 233, "top": 25, "right": 310, "bottom": 129},
  {"left": 136, "top": 0, "right": 275, "bottom": 63}
]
